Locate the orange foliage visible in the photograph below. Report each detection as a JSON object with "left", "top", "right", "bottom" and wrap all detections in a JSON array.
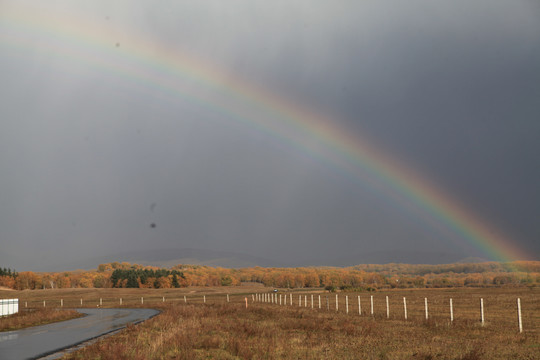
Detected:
[
  {"left": 0, "top": 275, "right": 16, "bottom": 289},
  {"left": 2, "top": 261, "right": 538, "bottom": 290}
]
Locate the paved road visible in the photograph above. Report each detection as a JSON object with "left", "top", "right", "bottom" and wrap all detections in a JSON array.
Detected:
[{"left": 0, "top": 308, "right": 159, "bottom": 359}]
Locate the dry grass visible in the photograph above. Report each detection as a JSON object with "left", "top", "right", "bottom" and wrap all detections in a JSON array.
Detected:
[
  {"left": 0, "top": 308, "right": 83, "bottom": 331},
  {"left": 62, "top": 302, "right": 538, "bottom": 360},
  {"left": 48, "top": 287, "right": 538, "bottom": 360},
  {"left": 0, "top": 285, "right": 265, "bottom": 309},
  {"left": 1, "top": 287, "right": 537, "bottom": 359}
]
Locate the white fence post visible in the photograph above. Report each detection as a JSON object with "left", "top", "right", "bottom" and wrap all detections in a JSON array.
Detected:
[
  {"left": 100, "top": 298, "right": 102, "bottom": 306},
  {"left": 120, "top": 298, "right": 122, "bottom": 306},
  {"left": 311, "top": 294, "right": 314, "bottom": 309},
  {"left": 184, "top": 295, "right": 187, "bottom": 303},
  {"left": 480, "top": 298, "right": 484, "bottom": 326},
  {"left": 141, "top": 297, "right": 144, "bottom": 305},
  {"left": 163, "top": 296, "right": 165, "bottom": 303},
  {"left": 305, "top": 295, "right": 307, "bottom": 307},
  {"left": 358, "top": 296, "right": 361, "bottom": 315},
  {"left": 336, "top": 294, "right": 339, "bottom": 312},
  {"left": 43, "top": 300, "right": 46, "bottom": 308},
  {"left": 80, "top": 298, "right": 83, "bottom": 306},
  {"left": 227, "top": 294, "right": 229, "bottom": 303},
  {"left": 403, "top": 297, "right": 407, "bottom": 320},
  {"left": 386, "top": 296, "right": 389, "bottom": 318},
  {"left": 280, "top": 294, "right": 282, "bottom": 305},
  {"left": 203, "top": 295, "right": 206, "bottom": 304},
  {"left": 290, "top": 293, "right": 292, "bottom": 306},
  {"left": 450, "top": 298, "right": 453, "bottom": 323},
  {"left": 425, "top": 298, "right": 429, "bottom": 320},
  {"left": 319, "top": 295, "right": 321, "bottom": 309},
  {"left": 299, "top": 295, "right": 301, "bottom": 307},
  {"left": 284, "top": 294, "right": 286, "bottom": 305},
  {"left": 346, "top": 295, "right": 349, "bottom": 314},
  {"left": 61, "top": 299, "right": 63, "bottom": 307},
  {"left": 517, "top": 298, "right": 523, "bottom": 333},
  {"left": 370, "top": 295, "right": 373, "bottom": 315}
]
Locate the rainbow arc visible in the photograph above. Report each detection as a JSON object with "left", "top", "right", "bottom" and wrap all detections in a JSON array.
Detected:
[{"left": 1, "top": 5, "right": 531, "bottom": 261}]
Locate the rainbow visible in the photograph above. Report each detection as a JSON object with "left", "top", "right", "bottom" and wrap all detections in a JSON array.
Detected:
[{"left": 1, "top": 4, "right": 531, "bottom": 261}]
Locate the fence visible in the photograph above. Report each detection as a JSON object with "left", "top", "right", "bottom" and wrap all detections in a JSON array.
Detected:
[
  {"left": 0, "top": 299, "right": 19, "bottom": 316},
  {"left": 252, "top": 291, "right": 536, "bottom": 334},
  {"left": 10, "top": 291, "right": 537, "bottom": 334}
]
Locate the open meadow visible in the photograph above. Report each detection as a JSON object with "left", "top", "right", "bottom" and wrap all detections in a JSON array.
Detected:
[
  {"left": 0, "top": 307, "right": 82, "bottom": 332},
  {"left": 1, "top": 286, "right": 538, "bottom": 359}
]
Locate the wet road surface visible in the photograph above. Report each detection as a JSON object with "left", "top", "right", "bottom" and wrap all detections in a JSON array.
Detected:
[{"left": 0, "top": 308, "right": 159, "bottom": 359}]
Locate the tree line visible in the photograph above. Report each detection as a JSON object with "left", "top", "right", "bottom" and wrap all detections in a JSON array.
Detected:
[
  {"left": 110, "top": 268, "right": 185, "bottom": 288},
  {"left": 1, "top": 261, "right": 538, "bottom": 290},
  {"left": 0, "top": 267, "right": 18, "bottom": 289},
  {"left": 0, "top": 268, "right": 17, "bottom": 278}
]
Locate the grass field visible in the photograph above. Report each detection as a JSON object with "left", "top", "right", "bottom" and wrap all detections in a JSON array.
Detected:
[
  {"left": 0, "top": 308, "right": 82, "bottom": 332},
  {"left": 1, "top": 287, "right": 538, "bottom": 359}
]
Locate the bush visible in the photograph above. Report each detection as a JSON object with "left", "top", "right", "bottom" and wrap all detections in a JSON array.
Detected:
[{"left": 325, "top": 285, "right": 336, "bottom": 292}]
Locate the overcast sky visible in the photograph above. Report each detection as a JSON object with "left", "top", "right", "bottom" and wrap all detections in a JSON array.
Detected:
[{"left": 1, "top": 1, "right": 539, "bottom": 271}]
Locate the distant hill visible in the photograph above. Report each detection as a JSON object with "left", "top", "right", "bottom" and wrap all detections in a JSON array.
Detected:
[
  {"left": 103, "top": 248, "right": 288, "bottom": 268},
  {"left": 303, "top": 249, "right": 467, "bottom": 267},
  {"left": 96, "top": 249, "right": 468, "bottom": 269},
  {"left": 33, "top": 247, "right": 480, "bottom": 272},
  {"left": 456, "top": 257, "right": 489, "bottom": 263},
  {"left": 52, "top": 248, "right": 286, "bottom": 271}
]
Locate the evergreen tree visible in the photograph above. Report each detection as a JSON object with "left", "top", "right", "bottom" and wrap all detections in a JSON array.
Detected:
[
  {"left": 110, "top": 269, "right": 121, "bottom": 287},
  {"left": 172, "top": 273, "right": 180, "bottom": 288},
  {"left": 126, "top": 271, "right": 139, "bottom": 288},
  {"left": 139, "top": 270, "right": 147, "bottom": 285}
]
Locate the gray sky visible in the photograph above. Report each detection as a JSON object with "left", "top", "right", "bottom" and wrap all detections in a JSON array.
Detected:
[{"left": 1, "top": 1, "right": 539, "bottom": 271}]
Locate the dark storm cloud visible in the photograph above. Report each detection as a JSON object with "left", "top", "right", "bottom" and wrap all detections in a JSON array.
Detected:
[{"left": 1, "top": 1, "right": 539, "bottom": 270}]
